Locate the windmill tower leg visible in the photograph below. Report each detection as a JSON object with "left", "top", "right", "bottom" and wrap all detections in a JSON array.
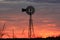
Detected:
[
  {"left": 31, "top": 16, "right": 35, "bottom": 38},
  {"left": 28, "top": 15, "right": 35, "bottom": 38},
  {"left": 28, "top": 15, "right": 31, "bottom": 38}
]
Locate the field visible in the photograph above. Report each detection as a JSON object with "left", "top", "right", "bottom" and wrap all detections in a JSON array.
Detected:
[{"left": 0, "top": 36, "right": 60, "bottom": 40}]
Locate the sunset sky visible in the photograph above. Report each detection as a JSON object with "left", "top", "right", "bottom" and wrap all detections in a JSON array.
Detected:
[{"left": 0, "top": 0, "right": 60, "bottom": 38}]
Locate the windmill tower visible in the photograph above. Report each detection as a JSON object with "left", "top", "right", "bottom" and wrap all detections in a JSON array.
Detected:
[
  {"left": 0, "top": 23, "right": 10, "bottom": 38},
  {"left": 22, "top": 6, "right": 35, "bottom": 38}
]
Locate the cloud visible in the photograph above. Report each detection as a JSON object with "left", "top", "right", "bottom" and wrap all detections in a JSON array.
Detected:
[
  {"left": 27, "top": 0, "right": 60, "bottom": 3},
  {"left": 0, "top": 0, "right": 60, "bottom": 28},
  {"left": 5, "top": 0, "right": 27, "bottom": 1},
  {"left": 0, "top": 0, "right": 38, "bottom": 13},
  {"left": 0, "top": 0, "right": 60, "bottom": 3},
  {"left": 5, "top": 0, "right": 20, "bottom": 1},
  {"left": 0, "top": 0, "right": 4, "bottom": 1}
]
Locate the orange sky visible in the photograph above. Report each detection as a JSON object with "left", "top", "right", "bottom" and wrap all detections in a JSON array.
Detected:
[
  {"left": 0, "top": 13, "right": 60, "bottom": 38},
  {"left": 0, "top": 0, "right": 60, "bottom": 39},
  {"left": 0, "top": 21, "right": 60, "bottom": 38}
]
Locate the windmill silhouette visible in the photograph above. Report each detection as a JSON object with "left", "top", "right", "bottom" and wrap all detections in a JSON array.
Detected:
[
  {"left": 0, "top": 23, "right": 10, "bottom": 38},
  {"left": 22, "top": 6, "right": 35, "bottom": 38}
]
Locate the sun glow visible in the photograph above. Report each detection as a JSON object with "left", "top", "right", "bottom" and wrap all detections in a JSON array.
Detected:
[{"left": 0, "top": 20, "right": 60, "bottom": 38}]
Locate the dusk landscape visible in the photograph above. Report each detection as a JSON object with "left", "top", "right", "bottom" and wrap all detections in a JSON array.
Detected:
[{"left": 0, "top": 0, "right": 60, "bottom": 40}]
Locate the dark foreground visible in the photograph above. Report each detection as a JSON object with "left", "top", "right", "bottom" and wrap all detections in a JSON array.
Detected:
[{"left": 0, "top": 36, "right": 60, "bottom": 40}]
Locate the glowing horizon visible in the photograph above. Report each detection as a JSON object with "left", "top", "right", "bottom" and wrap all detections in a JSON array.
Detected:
[
  {"left": 0, "top": 0, "right": 60, "bottom": 38},
  {"left": 0, "top": 20, "right": 60, "bottom": 38}
]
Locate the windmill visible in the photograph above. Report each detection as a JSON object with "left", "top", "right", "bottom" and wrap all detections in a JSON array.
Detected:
[
  {"left": 0, "top": 23, "right": 10, "bottom": 38},
  {"left": 22, "top": 6, "right": 35, "bottom": 38}
]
